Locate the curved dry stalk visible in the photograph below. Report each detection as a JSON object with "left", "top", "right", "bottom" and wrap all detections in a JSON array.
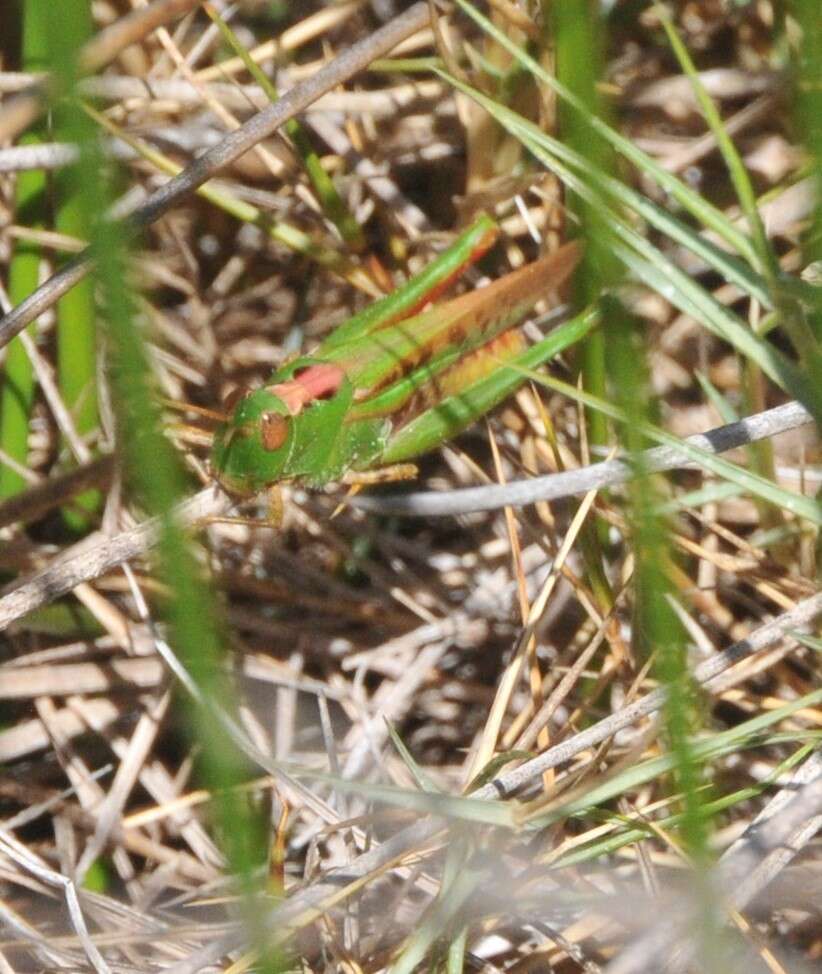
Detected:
[
  {"left": 0, "top": 455, "right": 114, "bottom": 529},
  {"left": 352, "top": 400, "right": 815, "bottom": 516}
]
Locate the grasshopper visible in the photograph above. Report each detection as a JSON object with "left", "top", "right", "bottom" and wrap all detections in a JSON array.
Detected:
[{"left": 211, "top": 216, "right": 590, "bottom": 495}]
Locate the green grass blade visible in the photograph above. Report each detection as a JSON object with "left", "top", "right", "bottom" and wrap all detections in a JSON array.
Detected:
[
  {"left": 0, "top": 0, "right": 48, "bottom": 500},
  {"left": 455, "top": 0, "right": 822, "bottom": 423},
  {"left": 385, "top": 719, "right": 444, "bottom": 794},
  {"left": 551, "top": 1, "right": 617, "bottom": 614},
  {"left": 453, "top": 0, "right": 758, "bottom": 266},
  {"left": 90, "top": 202, "right": 280, "bottom": 965},
  {"left": 655, "top": 4, "right": 820, "bottom": 486},
  {"left": 525, "top": 372, "right": 822, "bottom": 526},
  {"left": 527, "top": 687, "right": 822, "bottom": 830},
  {"left": 446, "top": 80, "right": 772, "bottom": 307},
  {"left": 552, "top": 1, "right": 612, "bottom": 446},
  {"left": 291, "top": 765, "right": 514, "bottom": 826},
  {"left": 51, "top": 0, "right": 99, "bottom": 529},
  {"left": 654, "top": 6, "right": 774, "bottom": 278},
  {"left": 32, "top": 10, "right": 285, "bottom": 962},
  {"left": 553, "top": 741, "right": 818, "bottom": 868},
  {"left": 611, "top": 300, "right": 709, "bottom": 864},
  {"left": 447, "top": 78, "right": 819, "bottom": 410},
  {"left": 389, "top": 842, "right": 485, "bottom": 974}
]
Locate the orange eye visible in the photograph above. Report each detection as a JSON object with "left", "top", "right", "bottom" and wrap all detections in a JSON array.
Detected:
[{"left": 260, "top": 412, "right": 288, "bottom": 451}]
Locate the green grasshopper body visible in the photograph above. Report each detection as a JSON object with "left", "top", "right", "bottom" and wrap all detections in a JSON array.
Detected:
[{"left": 211, "top": 216, "right": 588, "bottom": 494}]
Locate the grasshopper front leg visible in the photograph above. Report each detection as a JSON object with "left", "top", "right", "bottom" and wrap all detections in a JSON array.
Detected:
[
  {"left": 342, "top": 463, "right": 418, "bottom": 486},
  {"left": 332, "top": 464, "right": 418, "bottom": 519}
]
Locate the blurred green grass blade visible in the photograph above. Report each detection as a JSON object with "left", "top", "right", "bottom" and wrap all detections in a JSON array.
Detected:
[
  {"left": 92, "top": 211, "right": 277, "bottom": 958},
  {"left": 446, "top": 929, "right": 468, "bottom": 974},
  {"left": 656, "top": 480, "right": 744, "bottom": 515},
  {"left": 694, "top": 371, "right": 738, "bottom": 425},
  {"left": 656, "top": 4, "right": 822, "bottom": 435},
  {"left": 81, "top": 857, "right": 111, "bottom": 893},
  {"left": 369, "top": 57, "right": 443, "bottom": 73},
  {"left": 527, "top": 686, "right": 822, "bottom": 830},
  {"left": 389, "top": 843, "right": 484, "bottom": 974},
  {"left": 793, "top": 632, "right": 822, "bottom": 653},
  {"left": 438, "top": 78, "right": 811, "bottom": 386},
  {"left": 49, "top": 0, "right": 100, "bottom": 529},
  {"left": 460, "top": 86, "right": 773, "bottom": 308},
  {"left": 453, "top": 0, "right": 758, "bottom": 266},
  {"left": 46, "top": 5, "right": 253, "bottom": 845},
  {"left": 607, "top": 238, "right": 802, "bottom": 390},
  {"left": 794, "top": 1, "right": 822, "bottom": 269},
  {"left": 789, "top": 3, "right": 822, "bottom": 442},
  {"left": 609, "top": 298, "right": 708, "bottom": 862},
  {"left": 552, "top": 1, "right": 612, "bottom": 437},
  {"left": 554, "top": 740, "right": 818, "bottom": 868},
  {"left": 204, "top": 3, "right": 365, "bottom": 251},
  {"left": 747, "top": 520, "right": 806, "bottom": 553},
  {"left": 450, "top": 77, "right": 815, "bottom": 403},
  {"left": 385, "top": 719, "right": 443, "bottom": 793},
  {"left": 13, "top": 601, "right": 103, "bottom": 637},
  {"left": 0, "top": 0, "right": 48, "bottom": 500},
  {"left": 551, "top": 0, "right": 615, "bottom": 612},
  {"left": 290, "top": 765, "right": 514, "bottom": 827},
  {"left": 60, "top": 25, "right": 278, "bottom": 958},
  {"left": 0, "top": 225, "right": 40, "bottom": 500}
]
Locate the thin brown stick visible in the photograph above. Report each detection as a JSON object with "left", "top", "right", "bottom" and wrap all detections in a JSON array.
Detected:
[
  {"left": 0, "top": 455, "right": 115, "bottom": 530},
  {"left": 0, "top": 484, "right": 234, "bottom": 631}
]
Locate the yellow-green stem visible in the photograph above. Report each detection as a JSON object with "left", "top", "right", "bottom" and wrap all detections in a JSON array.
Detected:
[
  {"left": 551, "top": 0, "right": 616, "bottom": 610},
  {"left": 49, "top": 0, "right": 100, "bottom": 529},
  {"left": 0, "top": 0, "right": 48, "bottom": 500}
]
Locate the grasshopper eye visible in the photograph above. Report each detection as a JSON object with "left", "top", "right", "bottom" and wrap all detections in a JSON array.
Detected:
[{"left": 260, "top": 412, "right": 288, "bottom": 451}]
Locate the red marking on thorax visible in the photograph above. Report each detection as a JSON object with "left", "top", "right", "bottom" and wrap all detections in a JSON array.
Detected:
[{"left": 268, "top": 363, "right": 345, "bottom": 416}]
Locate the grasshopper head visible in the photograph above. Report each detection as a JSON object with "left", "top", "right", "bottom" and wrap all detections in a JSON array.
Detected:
[
  {"left": 211, "top": 387, "right": 294, "bottom": 495},
  {"left": 212, "top": 359, "right": 349, "bottom": 493}
]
